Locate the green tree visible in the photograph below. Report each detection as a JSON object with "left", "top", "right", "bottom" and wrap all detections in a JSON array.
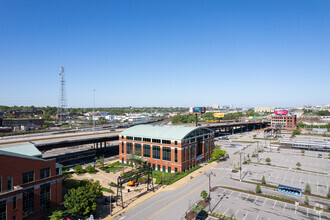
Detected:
[
  {"left": 291, "top": 129, "right": 301, "bottom": 138},
  {"left": 63, "top": 180, "right": 103, "bottom": 217},
  {"left": 305, "top": 183, "right": 311, "bottom": 194},
  {"left": 304, "top": 196, "right": 309, "bottom": 205},
  {"left": 296, "top": 162, "right": 301, "bottom": 169},
  {"left": 128, "top": 150, "right": 143, "bottom": 168},
  {"left": 73, "top": 165, "right": 84, "bottom": 174},
  {"left": 49, "top": 209, "right": 63, "bottom": 220},
  {"left": 261, "top": 176, "right": 266, "bottom": 185},
  {"left": 265, "top": 158, "right": 271, "bottom": 163},
  {"left": 212, "top": 148, "right": 227, "bottom": 160},
  {"left": 256, "top": 183, "right": 262, "bottom": 193},
  {"left": 200, "top": 190, "right": 208, "bottom": 202}
]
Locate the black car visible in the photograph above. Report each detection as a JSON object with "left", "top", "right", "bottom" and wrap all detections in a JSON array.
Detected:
[{"left": 195, "top": 210, "right": 208, "bottom": 220}]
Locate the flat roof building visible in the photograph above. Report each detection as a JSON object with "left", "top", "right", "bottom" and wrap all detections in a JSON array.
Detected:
[
  {"left": 271, "top": 114, "right": 297, "bottom": 130},
  {"left": 0, "top": 143, "right": 62, "bottom": 220},
  {"left": 119, "top": 125, "right": 215, "bottom": 173}
]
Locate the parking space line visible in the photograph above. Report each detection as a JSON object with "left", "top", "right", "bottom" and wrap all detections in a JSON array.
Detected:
[
  {"left": 283, "top": 203, "right": 286, "bottom": 212},
  {"left": 233, "top": 209, "right": 239, "bottom": 217},
  {"left": 245, "top": 194, "right": 249, "bottom": 201},
  {"left": 273, "top": 201, "right": 277, "bottom": 209},
  {"left": 243, "top": 212, "right": 249, "bottom": 220},
  {"left": 306, "top": 208, "right": 308, "bottom": 217},
  {"left": 235, "top": 192, "right": 241, "bottom": 200},
  {"left": 256, "top": 214, "right": 259, "bottom": 220},
  {"left": 263, "top": 198, "right": 267, "bottom": 206},
  {"left": 223, "top": 207, "right": 229, "bottom": 216}
]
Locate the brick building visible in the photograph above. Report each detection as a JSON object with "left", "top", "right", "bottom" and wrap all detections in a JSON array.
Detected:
[
  {"left": 271, "top": 114, "right": 297, "bottom": 130},
  {"left": 119, "top": 125, "right": 215, "bottom": 172},
  {"left": 0, "top": 143, "right": 62, "bottom": 220}
]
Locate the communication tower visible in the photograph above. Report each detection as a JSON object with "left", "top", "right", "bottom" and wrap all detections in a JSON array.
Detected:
[{"left": 58, "top": 66, "right": 68, "bottom": 124}]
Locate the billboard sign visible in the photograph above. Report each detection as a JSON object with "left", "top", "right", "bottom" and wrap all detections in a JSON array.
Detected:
[
  {"left": 190, "top": 107, "right": 206, "bottom": 114},
  {"left": 214, "top": 113, "right": 225, "bottom": 118},
  {"left": 275, "top": 110, "right": 288, "bottom": 115}
]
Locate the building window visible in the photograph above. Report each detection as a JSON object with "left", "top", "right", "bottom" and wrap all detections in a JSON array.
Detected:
[
  {"left": 126, "top": 142, "right": 133, "bottom": 154},
  {"left": 168, "top": 166, "right": 171, "bottom": 173},
  {"left": 162, "top": 165, "right": 166, "bottom": 172},
  {"left": 205, "top": 142, "right": 209, "bottom": 153},
  {"left": 40, "top": 167, "right": 50, "bottom": 179},
  {"left": 121, "top": 142, "right": 124, "bottom": 153},
  {"left": 40, "top": 183, "right": 50, "bottom": 211},
  {"left": 22, "top": 171, "right": 34, "bottom": 184},
  {"left": 152, "top": 139, "right": 161, "bottom": 143},
  {"left": 143, "top": 145, "right": 150, "bottom": 157},
  {"left": 162, "top": 147, "right": 171, "bottom": 161},
  {"left": 134, "top": 143, "right": 141, "bottom": 155},
  {"left": 157, "top": 165, "right": 160, "bottom": 171},
  {"left": 152, "top": 146, "right": 160, "bottom": 159},
  {"left": 152, "top": 164, "right": 155, "bottom": 170},
  {"left": 162, "top": 140, "right": 171, "bottom": 145},
  {"left": 175, "top": 148, "right": 178, "bottom": 162},
  {"left": 183, "top": 149, "right": 185, "bottom": 162},
  {"left": 0, "top": 176, "right": 1, "bottom": 192},
  {"left": 23, "top": 188, "right": 34, "bottom": 218},
  {"left": 126, "top": 136, "right": 133, "bottom": 140},
  {"left": 143, "top": 138, "right": 151, "bottom": 142},
  {"left": 192, "top": 145, "right": 196, "bottom": 158},
  {"left": 174, "top": 141, "right": 178, "bottom": 145},
  {"left": 134, "top": 137, "right": 141, "bottom": 141},
  {"left": 175, "top": 168, "right": 178, "bottom": 172},
  {"left": 13, "top": 216, "right": 16, "bottom": 220},
  {"left": 13, "top": 196, "right": 16, "bottom": 209},
  {"left": 0, "top": 200, "right": 6, "bottom": 220},
  {"left": 6, "top": 176, "right": 12, "bottom": 191},
  {"left": 122, "top": 158, "right": 124, "bottom": 163},
  {"left": 56, "top": 168, "right": 60, "bottom": 175}
]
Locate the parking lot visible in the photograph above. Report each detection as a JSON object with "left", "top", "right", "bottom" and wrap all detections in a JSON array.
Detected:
[
  {"left": 208, "top": 187, "right": 330, "bottom": 220},
  {"left": 258, "top": 149, "right": 330, "bottom": 174},
  {"left": 234, "top": 162, "right": 330, "bottom": 198}
]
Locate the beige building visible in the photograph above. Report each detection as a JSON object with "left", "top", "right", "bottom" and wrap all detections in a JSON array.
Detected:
[{"left": 254, "top": 106, "right": 275, "bottom": 113}]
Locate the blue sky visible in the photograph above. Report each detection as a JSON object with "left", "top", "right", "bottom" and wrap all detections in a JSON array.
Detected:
[{"left": 1, "top": 0, "right": 329, "bottom": 108}]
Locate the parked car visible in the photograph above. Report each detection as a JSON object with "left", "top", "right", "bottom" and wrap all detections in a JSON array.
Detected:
[
  {"left": 195, "top": 210, "right": 208, "bottom": 220},
  {"left": 318, "top": 154, "right": 322, "bottom": 158}
]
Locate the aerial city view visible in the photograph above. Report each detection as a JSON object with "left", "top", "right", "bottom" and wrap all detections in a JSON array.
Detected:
[{"left": 1, "top": 1, "right": 330, "bottom": 220}]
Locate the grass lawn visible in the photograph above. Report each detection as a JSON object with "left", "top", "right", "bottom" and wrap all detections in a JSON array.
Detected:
[
  {"left": 152, "top": 166, "right": 201, "bottom": 185},
  {"left": 102, "top": 161, "right": 131, "bottom": 173}
]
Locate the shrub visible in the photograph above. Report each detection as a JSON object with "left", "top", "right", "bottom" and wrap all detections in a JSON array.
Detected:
[
  {"left": 256, "top": 183, "right": 262, "bottom": 193},
  {"left": 85, "top": 165, "right": 96, "bottom": 174},
  {"left": 265, "top": 158, "right": 271, "bottom": 163},
  {"left": 305, "top": 183, "right": 311, "bottom": 194},
  {"left": 301, "top": 149, "right": 305, "bottom": 154},
  {"left": 296, "top": 162, "right": 301, "bottom": 168},
  {"left": 109, "top": 182, "right": 117, "bottom": 187},
  {"left": 304, "top": 196, "right": 309, "bottom": 205},
  {"left": 73, "top": 165, "right": 84, "bottom": 174},
  {"left": 201, "top": 190, "right": 208, "bottom": 201},
  {"left": 261, "top": 176, "right": 266, "bottom": 184}
]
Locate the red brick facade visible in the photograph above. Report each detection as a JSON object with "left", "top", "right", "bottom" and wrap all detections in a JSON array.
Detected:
[
  {"left": 119, "top": 129, "right": 215, "bottom": 172},
  {"left": 0, "top": 155, "right": 62, "bottom": 220},
  {"left": 271, "top": 115, "right": 297, "bottom": 130}
]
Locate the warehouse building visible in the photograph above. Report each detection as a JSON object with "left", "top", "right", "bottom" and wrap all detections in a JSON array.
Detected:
[
  {"left": 119, "top": 125, "right": 215, "bottom": 172},
  {"left": 271, "top": 111, "right": 297, "bottom": 130},
  {"left": 0, "top": 143, "right": 62, "bottom": 220}
]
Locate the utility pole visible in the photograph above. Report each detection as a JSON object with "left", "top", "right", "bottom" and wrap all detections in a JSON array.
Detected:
[
  {"left": 239, "top": 151, "right": 244, "bottom": 181},
  {"left": 204, "top": 171, "right": 216, "bottom": 212},
  {"left": 195, "top": 114, "right": 198, "bottom": 127},
  {"left": 93, "top": 89, "right": 96, "bottom": 132},
  {"left": 257, "top": 142, "right": 259, "bottom": 162}
]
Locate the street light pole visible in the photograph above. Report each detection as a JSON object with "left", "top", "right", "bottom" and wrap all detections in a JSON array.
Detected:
[{"left": 204, "top": 171, "right": 216, "bottom": 212}]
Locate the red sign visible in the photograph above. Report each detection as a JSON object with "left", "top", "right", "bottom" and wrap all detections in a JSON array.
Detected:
[{"left": 275, "top": 110, "right": 288, "bottom": 115}]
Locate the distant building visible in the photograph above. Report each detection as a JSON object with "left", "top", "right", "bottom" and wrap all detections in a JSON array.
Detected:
[
  {"left": 271, "top": 113, "right": 297, "bottom": 130},
  {"left": 0, "top": 143, "right": 62, "bottom": 220},
  {"left": 213, "top": 105, "right": 219, "bottom": 109},
  {"left": 119, "top": 125, "right": 214, "bottom": 172},
  {"left": 2, "top": 119, "right": 44, "bottom": 130},
  {"left": 254, "top": 106, "right": 275, "bottom": 113},
  {"left": 8, "top": 110, "right": 44, "bottom": 117}
]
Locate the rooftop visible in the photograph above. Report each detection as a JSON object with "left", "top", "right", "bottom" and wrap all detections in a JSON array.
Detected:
[
  {"left": 120, "top": 125, "right": 213, "bottom": 141},
  {"left": 0, "top": 142, "right": 42, "bottom": 157}
]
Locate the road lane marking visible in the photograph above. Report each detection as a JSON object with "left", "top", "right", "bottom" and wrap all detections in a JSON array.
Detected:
[
  {"left": 243, "top": 212, "right": 249, "bottom": 220},
  {"left": 233, "top": 209, "right": 239, "bottom": 217},
  {"left": 223, "top": 207, "right": 230, "bottom": 216},
  {"left": 235, "top": 192, "right": 241, "bottom": 200}
]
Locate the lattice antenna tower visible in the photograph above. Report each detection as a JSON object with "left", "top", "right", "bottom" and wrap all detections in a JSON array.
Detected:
[{"left": 58, "top": 66, "right": 68, "bottom": 124}]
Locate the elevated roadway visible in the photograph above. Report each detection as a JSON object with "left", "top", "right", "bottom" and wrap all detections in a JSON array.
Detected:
[{"left": 0, "top": 120, "right": 270, "bottom": 151}]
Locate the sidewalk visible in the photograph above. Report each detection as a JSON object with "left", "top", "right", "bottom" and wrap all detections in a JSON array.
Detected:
[{"left": 107, "top": 161, "right": 220, "bottom": 220}]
